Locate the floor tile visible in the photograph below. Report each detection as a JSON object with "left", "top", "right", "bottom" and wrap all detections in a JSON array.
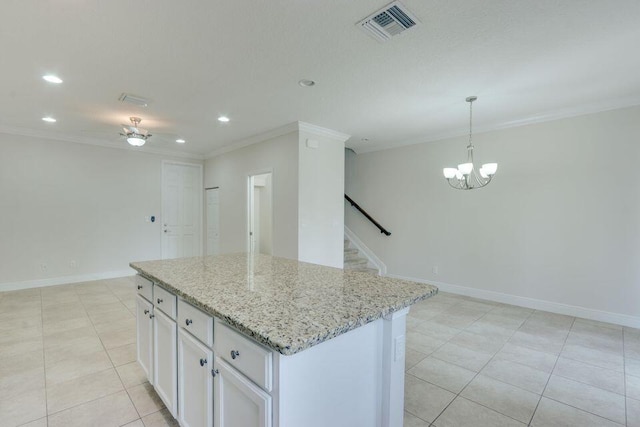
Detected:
[
  {"left": 404, "top": 411, "right": 429, "bottom": 427},
  {"left": 553, "top": 357, "right": 624, "bottom": 394},
  {"left": 141, "top": 408, "right": 180, "bottom": 426},
  {"left": 414, "top": 321, "right": 460, "bottom": 341},
  {"left": 44, "top": 335, "right": 105, "bottom": 364},
  {"left": 404, "top": 374, "right": 455, "bottom": 423},
  {"left": 628, "top": 375, "right": 640, "bottom": 400},
  {"left": 565, "top": 331, "right": 623, "bottom": 354},
  {"left": 466, "top": 314, "right": 522, "bottom": 338},
  {"left": 46, "top": 349, "right": 113, "bottom": 385},
  {"left": 627, "top": 336, "right": 640, "bottom": 360},
  {"left": 405, "top": 348, "right": 428, "bottom": 370},
  {"left": 43, "top": 326, "right": 97, "bottom": 349},
  {"left": 530, "top": 397, "right": 623, "bottom": 427},
  {"left": 18, "top": 417, "right": 47, "bottom": 427},
  {"left": 43, "top": 317, "right": 93, "bottom": 336},
  {"left": 408, "top": 356, "right": 476, "bottom": 394},
  {"left": 117, "top": 361, "right": 148, "bottom": 389},
  {"left": 628, "top": 358, "right": 640, "bottom": 378},
  {"left": 107, "top": 342, "right": 137, "bottom": 367},
  {"left": 628, "top": 397, "right": 640, "bottom": 427},
  {"left": 127, "top": 382, "right": 166, "bottom": 417},
  {"left": 46, "top": 368, "right": 124, "bottom": 414},
  {"left": 481, "top": 358, "right": 550, "bottom": 394},
  {"left": 0, "top": 388, "right": 47, "bottom": 427},
  {"left": 0, "top": 352, "right": 45, "bottom": 401},
  {"left": 508, "top": 330, "right": 565, "bottom": 355},
  {"left": 573, "top": 318, "right": 622, "bottom": 331},
  {"left": 48, "top": 390, "right": 139, "bottom": 427},
  {"left": 433, "top": 396, "right": 525, "bottom": 427},
  {"left": 525, "top": 311, "right": 574, "bottom": 330},
  {"left": 460, "top": 374, "right": 539, "bottom": 424},
  {"left": 93, "top": 317, "right": 135, "bottom": 334},
  {"left": 448, "top": 331, "right": 507, "bottom": 354},
  {"left": 406, "top": 331, "right": 446, "bottom": 354},
  {"left": 561, "top": 343, "right": 624, "bottom": 372},
  {"left": 121, "top": 420, "right": 145, "bottom": 427},
  {"left": 543, "top": 375, "right": 626, "bottom": 424},
  {"left": 99, "top": 325, "right": 136, "bottom": 349},
  {"left": 431, "top": 342, "right": 493, "bottom": 372}
]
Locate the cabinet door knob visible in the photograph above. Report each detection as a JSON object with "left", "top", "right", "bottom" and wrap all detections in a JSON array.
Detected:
[
  {"left": 157, "top": 298, "right": 163, "bottom": 304},
  {"left": 211, "top": 369, "right": 219, "bottom": 377},
  {"left": 230, "top": 350, "right": 240, "bottom": 360},
  {"left": 185, "top": 319, "right": 193, "bottom": 326},
  {"left": 149, "top": 314, "right": 154, "bottom": 319},
  {"left": 144, "top": 309, "right": 149, "bottom": 315},
  {"left": 137, "top": 285, "right": 143, "bottom": 290},
  {"left": 200, "top": 358, "right": 207, "bottom": 366}
]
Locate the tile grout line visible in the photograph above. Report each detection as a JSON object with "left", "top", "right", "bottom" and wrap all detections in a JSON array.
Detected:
[
  {"left": 623, "top": 328, "right": 627, "bottom": 427},
  {"left": 526, "top": 315, "right": 576, "bottom": 426}
]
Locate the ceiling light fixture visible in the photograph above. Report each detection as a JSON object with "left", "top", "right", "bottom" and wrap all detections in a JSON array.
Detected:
[
  {"left": 217, "top": 116, "right": 230, "bottom": 123},
  {"left": 176, "top": 139, "right": 186, "bottom": 144},
  {"left": 443, "top": 96, "right": 497, "bottom": 190},
  {"left": 42, "top": 117, "right": 57, "bottom": 123},
  {"left": 42, "top": 75, "right": 63, "bottom": 84},
  {"left": 298, "top": 79, "right": 316, "bottom": 87},
  {"left": 120, "top": 117, "right": 151, "bottom": 147}
]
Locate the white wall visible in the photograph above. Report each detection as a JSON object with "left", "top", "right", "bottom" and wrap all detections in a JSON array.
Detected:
[
  {"left": 0, "top": 133, "right": 200, "bottom": 289},
  {"left": 298, "top": 131, "right": 345, "bottom": 269},
  {"left": 204, "top": 132, "right": 299, "bottom": 260},
  {"left": 346, "top": 106, "right": 640, "bottom": 325}
]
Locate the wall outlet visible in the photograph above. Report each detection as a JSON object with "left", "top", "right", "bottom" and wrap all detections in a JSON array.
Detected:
[{"left": 432, "top": 266, "right": 439, "bottom": 275}]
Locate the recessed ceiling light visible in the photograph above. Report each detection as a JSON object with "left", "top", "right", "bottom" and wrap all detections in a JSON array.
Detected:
[
  {"left": 176, "top": 139, "right": 186, "bottom": 144},
  {"left": 42, "top": 75, "right": 63, "bottom": 84},
  {"left": 218, "top": 116, "right": 230, "bottom": 123},
  {"left": 42, "top": 117, "right": 57, "bottom": 123},
  {"left": 298, "top": 79, "right": 316, "bottom": 87}
]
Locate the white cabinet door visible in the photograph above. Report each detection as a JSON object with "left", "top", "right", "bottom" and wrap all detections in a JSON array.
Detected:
[
  {"left": 178, "top": 329, "right": 213, "bottom": 427},
  {"left": 136, "top": 294, "right": 154, "bottom": 384},
  {"left": 214, "top": 357, "right": 272, "bottom": 427},
  {"left": 153, "top": 309, "right": 177, "bottom": 417}
]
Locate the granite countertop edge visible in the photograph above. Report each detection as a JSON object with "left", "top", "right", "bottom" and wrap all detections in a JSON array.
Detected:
[{"left": 129, "top": 262, "right": 438, "bottom": 356}]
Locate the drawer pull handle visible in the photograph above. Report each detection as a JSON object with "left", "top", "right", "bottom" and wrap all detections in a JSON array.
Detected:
[
  {"left": 200, "top": 358, "right": 207, "bottom": 366},
  {"left": 157, "top": 298, "right": 163, "bottom": 304},
  {"left": 231, "top": 350, "right": 240, "bottom": 360},
  {"left": 211, "top": 368, "right": 219, "bottom": 377},
  {"left": 144, "top": 309, "right": 149, "bottom": 315},
  {"left": 185, "top": 319, "right": 193, "bottom": 326},
  {"left": 137, "top": 285, "right": 143, "bottom": 290}
]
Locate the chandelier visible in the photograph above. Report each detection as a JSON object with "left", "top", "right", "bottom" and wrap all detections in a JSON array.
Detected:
[{"left": 443, "top": 96, "right": 497, "bottom": 190}]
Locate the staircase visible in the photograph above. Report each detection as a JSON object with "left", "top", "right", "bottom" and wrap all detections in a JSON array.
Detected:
[{"left": 343, "top": 239, "right": 379, "bottom": 275}]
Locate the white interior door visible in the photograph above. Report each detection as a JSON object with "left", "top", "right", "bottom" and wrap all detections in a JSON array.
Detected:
[
  {"left": 162, "top": 162, "right": 203, "bottom": 259},
  {"left": 247, "top": 173, "right": 272, "bottom": 255},
  {"left": 206, "top": 188, "right": 220, "bottom": 255}
]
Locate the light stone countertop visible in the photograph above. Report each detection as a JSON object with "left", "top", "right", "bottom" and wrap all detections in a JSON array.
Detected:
[{"left": 130, "top": 253, "right": 437, "bottom": 355}]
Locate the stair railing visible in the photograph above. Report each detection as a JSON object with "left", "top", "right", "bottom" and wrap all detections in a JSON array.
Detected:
[{"left": 344, "top": 194, "right": 391, "bottom": 236}]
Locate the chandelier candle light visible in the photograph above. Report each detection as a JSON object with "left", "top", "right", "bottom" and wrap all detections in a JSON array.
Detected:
[{"left": 443, "top": 96, "right": 497, "bottom": 190}]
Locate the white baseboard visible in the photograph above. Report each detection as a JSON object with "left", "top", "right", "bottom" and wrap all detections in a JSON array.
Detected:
[
  {"left": 386, "top": 274, "right": 640, "bottom": 329},
  {"left": 344, "top": 226, "right": 387, "bottom": 275},
  {"left": 0, "top": 269, "right": 136, "bottom": 292}
]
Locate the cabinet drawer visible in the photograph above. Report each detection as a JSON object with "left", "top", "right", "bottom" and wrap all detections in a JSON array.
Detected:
[
  {"left": 135, "top": 275, "right": 153, "bottom": 302},
  {"left": 215, "top": 320, "right": 273, "bottom": 392},
  {"left": 154, "top": 286, "right": 177, "bottom": 320},
  {"left": 178, "top": 299, "right": 213, "bottom": 347}
]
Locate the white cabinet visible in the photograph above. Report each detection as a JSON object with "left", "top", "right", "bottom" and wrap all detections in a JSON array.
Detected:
[
  {"left": 214, "top": 357, "right": 272, "bottom": 427},
  {"left": 178, "top": 328, "right": 213, "bottom": 427},
  {"left": 136, "top": 294, "right": 154, "bottom": 384},
  {"left": 153, "top": 309, "right": 177, "bottom": 417}
]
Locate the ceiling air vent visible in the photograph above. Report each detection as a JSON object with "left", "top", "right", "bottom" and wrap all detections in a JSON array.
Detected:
[
  {"left": 118, "top": 93, "right": 150, "bottom": 107},
  {"left": 357, "top": 1, "right": 419, "bottom": 43}
]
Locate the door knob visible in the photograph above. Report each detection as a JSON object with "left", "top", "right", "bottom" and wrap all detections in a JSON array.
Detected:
[
  {"left": 231, "top": 350, "right": 240, "bottom": 360},
  {"left": 185, "top": 319, "right": 193, "bottom": 326},
  {"left": 144, "top": 309, "right": 149, "bottom": 315},
  {"left": 164, "top": 230, "right": 168, "bottom": 233},
  {"left": 200, "top": 358, "right": 207, "bottom": 366}
]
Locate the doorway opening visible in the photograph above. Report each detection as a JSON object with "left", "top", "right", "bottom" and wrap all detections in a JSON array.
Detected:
[
  {"left": 205, "top": 187, "right": 220, "bottom": 255},
  {"left": 248, "top": 173, "right": 273, "bottom": 255}
]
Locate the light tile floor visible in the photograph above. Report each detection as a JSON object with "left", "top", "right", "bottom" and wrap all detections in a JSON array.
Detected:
[{"left": 1, "top": 278, "right": 639, "bottom": 426}]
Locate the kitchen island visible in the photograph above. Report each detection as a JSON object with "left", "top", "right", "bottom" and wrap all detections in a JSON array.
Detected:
[{"left": 130, "top": 253, "right": 437, "bottom": 427}]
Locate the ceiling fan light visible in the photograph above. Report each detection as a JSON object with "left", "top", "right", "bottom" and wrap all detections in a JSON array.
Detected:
[
  {"left": 458, "top": 163, "right": 473, "bottom": 175},
  {"left": 479, "top": 167, "right": 488, "bottom": 179},
  {"left": 443, "top": 168, "right": 457, "bottom": 179},
  {"left": 482, "top": 163, "right": 498, "bottom": 175},
  {"left": 455, "top": 170, "right": 463, "bottom": 180},
  {"left": 127, "top": 136, "right": 146, "bottom": 147}
]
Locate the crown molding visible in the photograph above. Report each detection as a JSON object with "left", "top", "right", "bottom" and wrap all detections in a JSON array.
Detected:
[
  {"left": 204, "top": 122, "right": 300, "bottom": 159},
  {"left": 352, "top": 96, "right": 640, "bottom": 154},
  {"left": 298, "top": 121, "right": 351, "bottom": 142},
  {"left": 0, "top": 124, "right": 205, "bottom": 161}
]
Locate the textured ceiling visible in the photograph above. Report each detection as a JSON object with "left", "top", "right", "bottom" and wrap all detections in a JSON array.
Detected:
[{"left": 1, "top": 0, "right": 639, "bottom": 157}]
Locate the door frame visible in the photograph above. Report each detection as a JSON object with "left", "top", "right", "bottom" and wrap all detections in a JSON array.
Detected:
[
  {"left": 161, "top": 160, "right": 204, "bottom": 258},
  {"left": 205, "top": 186, "right": 220, "bottom": 256},
  {"left": 246, "top": 169, "right": 274, "bottom": 254}
]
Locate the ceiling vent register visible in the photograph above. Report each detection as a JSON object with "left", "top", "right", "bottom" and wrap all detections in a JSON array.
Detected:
[{"left": 358, "top": 1, "right": 419, "bottom": 42}]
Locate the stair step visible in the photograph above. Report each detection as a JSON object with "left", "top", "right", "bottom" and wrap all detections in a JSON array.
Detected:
[
  {"left": 344, "top": 258, "right": 368, "bottom": 269},
  {"left": 349, "top": 267, "right": 379, "bottom": 275}
]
